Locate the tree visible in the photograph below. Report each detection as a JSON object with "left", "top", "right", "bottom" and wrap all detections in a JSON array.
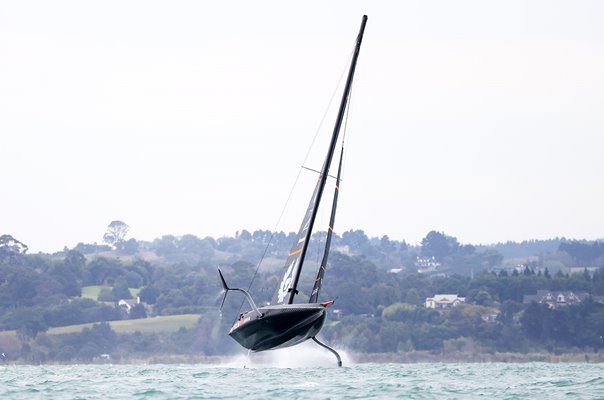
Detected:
[
  {"left": 152, "top": 235, "right": 178, "bottom": 256},
  {"left": 139, "top": 286, "right": 160, "bottom": 305},
  {"left": 56, "top": 345, "right": 77, "bottom": 361},
  {"left": 237, "top": 230, "right": 252, "bottom": 241},
  {"left": 0, "top": 234, "right": 28, "bottom": 263},
  {"left": 459, "top": 244, "right": 476, "bottom": 255},
  {"left": 130, "top": 304, "right": 147, "bottom": 319},
  {"left": 341, "top": 230, "right": 373, "bottom": 255},
  {"left": 482, "top": 250, "right": 503, "bottom": 268},
  {"left": 75, "top": 322, "right": 117, "bottom": 359},
  {"left": 63, "top": 250, "right": 86, "bottom": 278},
  {"left": 1, "top": 267, "right": 40, "bottom": 307},
  {"left": 404, "top": 288, "right": 422, "bottom": 306},
  {"left": 421, "top": 231, "right": 459, "bottom": 260},
  {"left": 559, "top": 240, "right": 604, "bottom": 265},
  {"left": 498, "top": 300, "right": 523, "bottom": 325},
  {"left": 252, "top": 230, "right": 272, "bottom": 243},
  {"left": 47, "top": 250, "right": 85, "bottom": 297},
  {"left": 10, "top": 308, "right": 48, "bottom": 338},
  {"left": 84, "top": 257, "right": 123, "bottom": 285},
  {"left": 102, "top": 221, "right": 129, "bottom": 247},
  {"left": 118, "top": 238, "right": 139, "bottom": 255},
  {"left": 520, "top": 302, "right": 549, "bottom": 340},
  {"left": 123, "top": 271, "right": 144, "bottom": 288},
  {"left": 399, "top": 240, "right": 409, "bottom": 252},
  {"left": 379, "top": 235, "right": 396, "bottom": 253},
  {"left": 111, "top": 277, "right": 132, "bottom": 300},
  {"left": 473, "top": 289, "right": 493, "bottom": 306}
]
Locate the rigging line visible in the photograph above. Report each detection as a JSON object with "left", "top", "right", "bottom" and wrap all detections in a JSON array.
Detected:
[
  {"left": 342, "top": 96, "right": 351, "bottom": 175},
  {"left": 311, "top": 71, "right": 356, "bottom": 283},
  {"left": 234, "top": 152, "right": 308, "bottom": 315},
  {"left": 341, "top": 71, "right": 356, "bottom": 185},
  {"left": 290, "top": 43, "right": 356, "bottom": 299},
  {"left": 301, "top": 166, "right": 341, "bottom": 181},
  {"left": 300, "top": 46, "right": 355, "bottom": 168},
  {"left": 235, "top": 166, "right": 305, "bottom": 316}
]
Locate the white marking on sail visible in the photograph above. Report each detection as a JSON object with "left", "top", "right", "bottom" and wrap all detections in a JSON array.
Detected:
[
  {"left": 277, "top": 259, "right": 297, "bottom": 303},
  {"left": 304, "top": 217, "right": 311, "bottom": 229},
  {"left": 297, "top": 215, "right": 312, "bottom": 244}
]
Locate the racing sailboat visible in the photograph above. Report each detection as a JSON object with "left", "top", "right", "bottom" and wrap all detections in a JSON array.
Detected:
[{"left": 219, "top": 15, "right": 367, "bottom": 367}]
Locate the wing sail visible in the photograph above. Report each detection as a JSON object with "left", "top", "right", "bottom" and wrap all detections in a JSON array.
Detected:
[
  {"left": 271, "top": 15, "right": 367, "bottom": 306},
  {"left": 309, "top": 146, "right": 344, "bottom": 303},
  {"left": 272, "top": 177, "right": 322, "bottom": 305}
]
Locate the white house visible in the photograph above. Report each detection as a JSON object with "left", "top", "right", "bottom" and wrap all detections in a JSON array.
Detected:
[
  {"left": 425, "top": 294, "right": 466, "bottom": 309},
  {"left": 416, "top": 256, "right": 441, "bottom": 273},
  {"left": 522, "top": 290, "right": 589, "bottom": 309},
  {"left": 118, "top": 297, "right": 140, "bottom": 312}
]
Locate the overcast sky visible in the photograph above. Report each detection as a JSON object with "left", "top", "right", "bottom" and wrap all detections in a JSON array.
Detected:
[{"left": 1, "top": 1, "right": 603, "bottom": 253}]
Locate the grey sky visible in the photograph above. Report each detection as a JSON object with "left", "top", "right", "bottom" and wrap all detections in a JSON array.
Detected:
[{"left": 1, "top": 1, "right": 603, "bottom": 253}]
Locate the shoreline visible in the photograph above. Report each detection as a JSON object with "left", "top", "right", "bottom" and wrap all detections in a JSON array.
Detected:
[
  {"left": 350, "top": 351, "right": 604, "bottom": 363},
  {"left": 2, "top": 351, "right": 602, "bottom": 365}
]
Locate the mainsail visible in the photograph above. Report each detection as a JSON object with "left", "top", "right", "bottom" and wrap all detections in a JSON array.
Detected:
[
  {"left": 309, "top": 146, "right": 344, "bottom": 303},
  {"left": 272, "top": 15, "right": 367, "bottom": 305},
  {"left": 272, "top": 178, "right": 322, "bottom": 304}
]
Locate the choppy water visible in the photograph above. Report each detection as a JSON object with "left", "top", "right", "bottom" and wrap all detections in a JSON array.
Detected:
[{"left": 0, "top": 362, "right": 602, "bottom": 399}]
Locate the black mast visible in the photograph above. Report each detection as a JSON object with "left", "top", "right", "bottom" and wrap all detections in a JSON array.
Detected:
[{"left": 288, "top": 15, "right": 368, "bottom": 304}]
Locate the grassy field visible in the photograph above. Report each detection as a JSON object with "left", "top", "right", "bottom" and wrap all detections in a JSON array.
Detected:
[
  {"left": 46, "top": 314, "right": 201, "bottom": 335},
  {"left": 0, "top": 330, "right": 17, "bottom": 340},
  {"left": 81, "top": 285, "right": 141, "bottom": 301},
  {"left": 81, "top": 285, "right": 105, "bottom": 300}
]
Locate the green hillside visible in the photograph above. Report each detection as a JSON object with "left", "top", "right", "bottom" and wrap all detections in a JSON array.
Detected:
[
  {"left": 81, "top": 285, "right": 141, "bottom": 301},
  {"left": 47, "top": 314, "right": 200, "bottom": 335}
]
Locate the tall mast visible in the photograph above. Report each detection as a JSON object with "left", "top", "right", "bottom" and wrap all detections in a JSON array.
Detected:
[{"left": 287, "top": 15, "right": 368, "bottom": 304}]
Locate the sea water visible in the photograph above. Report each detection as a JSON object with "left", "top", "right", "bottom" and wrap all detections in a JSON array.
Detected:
[{"left": 0, "top": 362, "right": 602, "bottom": 399}]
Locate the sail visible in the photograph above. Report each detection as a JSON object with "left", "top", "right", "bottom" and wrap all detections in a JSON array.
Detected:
[
  {"left": 309, "top": 146, "right": 344, "bottom": 303},
  {"left": 271, "top": 15, "right": 367, "bottom": 306},
  {"left": 272, "top": 177, "right": 322, "bottom": 304}
]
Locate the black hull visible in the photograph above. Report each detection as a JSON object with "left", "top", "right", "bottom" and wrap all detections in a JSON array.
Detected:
[{"left": 229, "top": 304, "right": 326, "bottom": 352}]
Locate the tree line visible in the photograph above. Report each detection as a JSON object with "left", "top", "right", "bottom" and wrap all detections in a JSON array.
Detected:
[{"left": 1, "top": 230, "right": 603, "bottom": 363}]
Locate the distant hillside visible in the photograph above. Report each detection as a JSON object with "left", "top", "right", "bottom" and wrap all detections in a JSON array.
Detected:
[
  {"left": 476, "top": 239, "right": 565, "bottom": 259},
  {"left": 1, "top": 231, "right": 604, "bottom": 363}
]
